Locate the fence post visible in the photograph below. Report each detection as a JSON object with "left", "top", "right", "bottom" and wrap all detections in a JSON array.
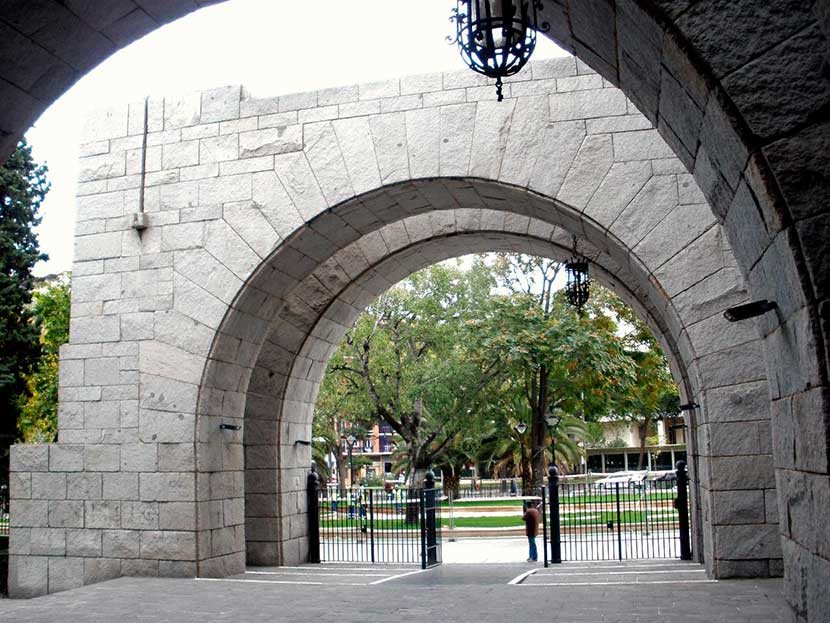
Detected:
[
  {"left": 424, "top": 470, "right": 437, "bottom": 566},
  {"left": 676, "top": 460, "right": 692, "bottom": 560},
  {"left": 307, "top": 465, "right": 321, "bottom": 564},
  {"left": 548, "top": 465, "right": 561, "bottom": 564},
  {"left": 419, "top": 487, "right": 427, "bottom": 569},
  {"left": 615, "top": 482, "right": 623, "bottom": 561},
  {"left": 541, "top": 486, "right": 549, "bottom": 568},
  {"left": 369, "top": 489, "right": 375, "bottom": 563}
]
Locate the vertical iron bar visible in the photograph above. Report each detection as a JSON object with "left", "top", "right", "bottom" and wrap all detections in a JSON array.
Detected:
[
  {"left": 370, "top": 489, "right": 375, "bottom": 563},
  {"left": 542, "top": 486, "right": 549, "bottom": 567},
  {"left": 676, "top": 461, "right": 692, "bottom": 560},
  {"left": 307, "top": 467, "right": 320, "bottom": 563},
  {"left": 615, "top": 482, "right": 623, "bottom": 561},
  {"left": 419, "top": 488, "right": 426, "bottom": 569},
  {"left": 600, "top": 481, "right": 607, "bottom": 561},
  {"left": 424, "top": 471, "right": 437, "bottom": 567},
  {"left": 548, "top": 466, "right": 561, "bottom": 564}
]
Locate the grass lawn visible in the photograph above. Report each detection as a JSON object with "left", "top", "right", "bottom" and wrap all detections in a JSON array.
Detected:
[
  {"left": 319, "top": 509, "right": 679, "bottom": 530},
  {"left": 440, "top": 499, "right": 523, "bottom": 508}
]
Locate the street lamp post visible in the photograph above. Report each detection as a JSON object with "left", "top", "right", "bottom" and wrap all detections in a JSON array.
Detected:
[
  {"left": 343, "top": 434, "right": 357, "bottom": 487},
  {"left": 544, "top": 409, "right": 563, "bottom": 468},
  {"left": 514, "top": 422, "right": 528, "bottom": 495},
  {"left": 545, "top": 408, "right": 563, "bottom": 564}
]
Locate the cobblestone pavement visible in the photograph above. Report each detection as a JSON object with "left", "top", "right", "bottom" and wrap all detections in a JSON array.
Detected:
[{"left": 0, "top": 561, "right": 786, "bottom": 622}]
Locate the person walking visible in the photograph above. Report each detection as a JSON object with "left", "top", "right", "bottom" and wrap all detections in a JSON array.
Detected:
[{"left": 522, "top": 500, "right": 541, "bottom": 562}]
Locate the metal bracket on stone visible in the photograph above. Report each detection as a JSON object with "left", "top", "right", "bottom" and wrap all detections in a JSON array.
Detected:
[{"left": 131, "top": 212, "right": 148, "bottom": 231}]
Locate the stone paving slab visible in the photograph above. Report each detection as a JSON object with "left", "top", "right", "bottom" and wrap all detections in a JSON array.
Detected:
[{"left": 0, "top": 562, "right": 786, "bottom": 623}]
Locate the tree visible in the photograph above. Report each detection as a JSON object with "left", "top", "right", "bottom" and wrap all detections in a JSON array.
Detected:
[
  {"left": 313, "top": 366, "right": 376, "bottom": 487},
  {"left": 317, "top": 262, "right": 500, "bottom": 489},
  {"left": 0, "top": 141, "right": 49, "bottom": 474},
  {"left": 478, "top": 395, "right": 589, "bottom": 494},
  {"left": 17, "top": 276, "right": 70, "bottom": 443},
  {"left": 475, "top": 254, "right": 637, "bottom": 489},
  {"left": 596, "top": 289, "right": 680, "bottom": 469}
]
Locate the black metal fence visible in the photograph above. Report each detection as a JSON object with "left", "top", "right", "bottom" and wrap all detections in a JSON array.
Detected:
[
  {"left": 543, "top": 461, "right": 692, "bottom": 564},
  {"left": 309, "top": 470, "right": 442, "bottom": 569},
  {"left": 0, "top": 484, "right": 8, "bottom": 537},
  {"left": 1, "top": 483, "right": 8, "bottom": 596},
  {"left": 452, "top": 479, "right": 519, "bottom": 499}
]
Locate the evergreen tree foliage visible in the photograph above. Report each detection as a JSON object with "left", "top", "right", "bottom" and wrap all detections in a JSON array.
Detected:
[{"left": 0, "top": 141, "right": 50, "bottom": 471}]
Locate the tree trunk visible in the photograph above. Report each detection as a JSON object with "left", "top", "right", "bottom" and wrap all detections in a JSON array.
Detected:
[
  {"left": 520, "top": 448, "right": 531, "bottom": 496},
  {"left": 405, "top": 465, "right": 429, "bottom": 524},
  {"left": 337, "top": 448, "right": 349, "bottom": 494},
  {"left": 529, "top": 368, "right": 550, "bottom": 492},
  {"left": 637, "top": 420, "right": 650, "bottom": 470},
  {"left": 444, "top": 468, "right": 461, "bottom": 501}
]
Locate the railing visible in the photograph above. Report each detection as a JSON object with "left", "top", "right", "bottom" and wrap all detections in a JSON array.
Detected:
[
  {"left": 310, "top": 471, "right": 442, "bottom": 568},
  {"left": 1, "top": 484, "right": 8, "bottom": 596},
  {"left": 0, "top": 484, "right": 8, "bottom": 537},
  {"left": 444, "top": 479, "right": 520, "bottom": 499},
  {"left": 543, "top": 461, "right": 692, "bottom": 564},
  {"left": 318, "top": 487, "right": 422, "bottom": 564}
]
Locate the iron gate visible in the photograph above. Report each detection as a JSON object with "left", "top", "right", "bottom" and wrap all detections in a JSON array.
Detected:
[
  {"left": 308, "top": 469, "right": 442, "bottom": 569},
  {"left": 542, "top": 461, "right": 692, "bottom": 565}
]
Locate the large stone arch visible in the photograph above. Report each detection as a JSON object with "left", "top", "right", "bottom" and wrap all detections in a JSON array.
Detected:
[
  {"left": 3, "top": 3, "right": 828, "bottom": 620},
  {"left": 8, "top": 66, "right": 781, "bottom": 598},
  {"left": 197, "top": 178, "right": 765, "bottom": 578}
]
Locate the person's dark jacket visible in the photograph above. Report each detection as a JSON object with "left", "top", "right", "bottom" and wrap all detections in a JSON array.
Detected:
[{"left": 523, "top": 506, "right": 541, "bottom": 537}]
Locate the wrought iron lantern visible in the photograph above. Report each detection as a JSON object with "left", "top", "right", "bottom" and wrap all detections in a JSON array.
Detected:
[
  {"left": 450, "top": 0, "right": 548, "bottom": 101},
  {"left": 565, "top": 236, "right": 591, "bottom": 313}
]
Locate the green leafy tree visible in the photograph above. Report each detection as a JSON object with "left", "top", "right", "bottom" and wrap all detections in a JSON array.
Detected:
[
  {"left": 476, "top": 255, "right": 637, "bottom": 489},
  {"left": 478, "top": 395, "right": 589, "bottom": 494},
  {"left": 596, "top": 289, "right": 680, "bottom": 469},
  {"left": 317, "top": 262, "right": 500, "bottom": 489},
  {"left": 0, "top": 141, "right": 49, "bottom": 473},
  {"left": 312, "top": 369, "right": 376, "bottom": 487},
  {"left": 17, "top": 276, "right": 70, "bottom": 442}
]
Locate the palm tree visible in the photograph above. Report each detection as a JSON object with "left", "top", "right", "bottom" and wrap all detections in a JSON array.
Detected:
[
  {"left": 544, "top": 415, "right": 590, "bottom": 472},
  {"left": 478, "top": 409, "right": 589, "bottom": 493}
]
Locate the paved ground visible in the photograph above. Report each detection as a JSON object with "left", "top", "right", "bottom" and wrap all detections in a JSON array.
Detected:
[{"left": 0, "top": 557, "right": 786, "bottom": 623}]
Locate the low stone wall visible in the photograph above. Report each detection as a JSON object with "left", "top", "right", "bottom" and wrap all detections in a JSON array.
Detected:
[{"left": 8, "top": 444, "right": 196, "bottom": 597}]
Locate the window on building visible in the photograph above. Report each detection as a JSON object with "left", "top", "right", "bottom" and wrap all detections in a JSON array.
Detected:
[
  {"left": 653, "top": 452, "right": 674, "bottom": 470},
  {"left": 627, "top": 453, "right": 645, "bottom": 469},
  {"left": 604, "top": 453, "right": 625, "bottom": 472}
]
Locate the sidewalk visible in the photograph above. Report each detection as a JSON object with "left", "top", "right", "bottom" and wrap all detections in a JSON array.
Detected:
[
  {"left": 442, "top": 536, "right": 531, "bottom": 563},
  {"left": 0, "top": 561, "right": 786, "bottom": 623}
]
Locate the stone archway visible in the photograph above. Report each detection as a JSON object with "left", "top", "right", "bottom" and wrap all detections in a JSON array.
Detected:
[
  {"left": 197, "top": 176, "right": 772, "bottom": 579},
  {"left": 3, "top": 4, "right": 828, "bottom": 620},
  {"left": 9, "top": 66, "right": 779, "bottom": 596}
]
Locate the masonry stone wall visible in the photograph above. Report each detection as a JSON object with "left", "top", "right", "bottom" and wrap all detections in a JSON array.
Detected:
[
  {"left": 8, "top": 58, "right": 780, "bottom": 597},
  {"left": 1, "top": 3, "right": 827, "bottom": 621}
]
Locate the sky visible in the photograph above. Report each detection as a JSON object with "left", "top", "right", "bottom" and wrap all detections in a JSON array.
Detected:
[{"left": 24, "top": 0, "right": 568, "bottom": 277}]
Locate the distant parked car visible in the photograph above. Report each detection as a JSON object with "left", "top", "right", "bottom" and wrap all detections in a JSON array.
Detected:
[
  {"left": 653, "top": 470, "right": 677, "bottom": 483},
  {"left": 592, "top": 471, "right": 648, "bottom": 491}
]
